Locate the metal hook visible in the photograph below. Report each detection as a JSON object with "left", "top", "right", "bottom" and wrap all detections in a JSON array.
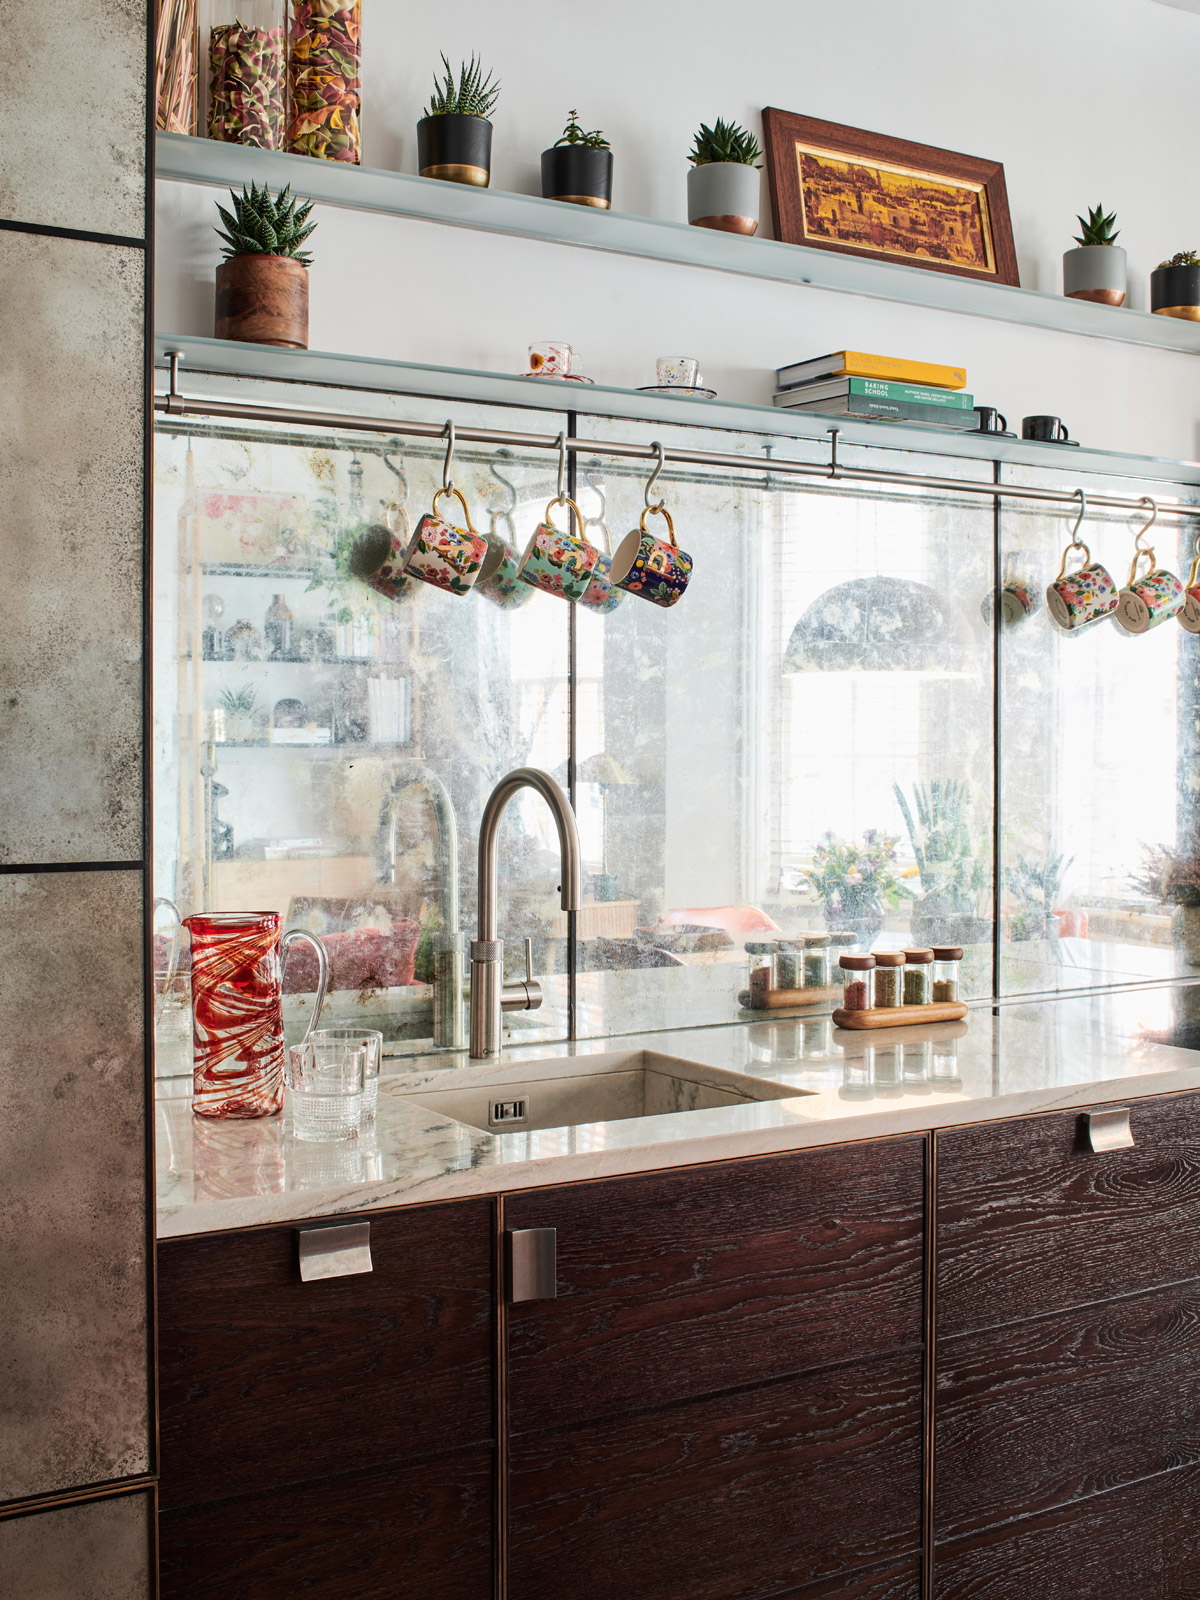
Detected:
[
  {"left": 1068, "top": 488, "right": 1087, "bottom": 547},
  {"left": 582, "top": 467, "right": 607, "bottom": 523},
  {"left": 1134, "top": 495, "right": 1158, "bottom": 552},
  {"left": 827, "top": 427, "right": 841, "bottom": 481},
  {"left": 644, "top": 441, "right": 666, "bottom": 510},
  {"left": 555, "top": 432, "right": 568, "bottom": 502},
  {"left": 442, "top": 421, "right": 456, "bottom": 492},
  {"left": 488, "top": 448, "right": 519, "bottom": 514}
]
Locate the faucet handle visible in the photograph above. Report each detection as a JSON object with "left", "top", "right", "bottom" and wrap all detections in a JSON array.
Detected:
[
  {"left": 501, "top": 935, "right": 543, "bottom": 1015},
  {"left": 524, "top": 936, "right": 534, "bottom": 985}
]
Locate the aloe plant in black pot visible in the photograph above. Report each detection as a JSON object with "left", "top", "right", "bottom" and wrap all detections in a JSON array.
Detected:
[
  {"left": 417, "top": 53, "right": 500, "bottom": 188},
  {"left": 541, "top": 110, "right": 613, "bottom": 208}
]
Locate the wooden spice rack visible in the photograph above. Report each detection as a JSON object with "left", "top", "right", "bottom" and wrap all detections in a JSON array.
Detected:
[
  {"left": 738, "top": 985, "right": 842, "bottom": 1012},
  {"left": 832, "top": 1001, "right": 969, "bottom": 1029}
]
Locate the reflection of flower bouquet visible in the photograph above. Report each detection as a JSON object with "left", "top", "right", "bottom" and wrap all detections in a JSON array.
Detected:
[{"left": 801, "top": 829, "right": 913, "bottom": 918}]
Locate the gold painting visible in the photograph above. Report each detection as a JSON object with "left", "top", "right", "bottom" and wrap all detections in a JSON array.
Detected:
[{"left": 796, "top": 145, "right": 995, "bottom": 273}]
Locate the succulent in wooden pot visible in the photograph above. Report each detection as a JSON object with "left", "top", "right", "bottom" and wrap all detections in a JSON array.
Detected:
[
  {"left": 541, "top": 110, "right": 613, "bottom": 208},
  {"left": 686, "top": 118, "right": 762, "bottom": 236},
  {"left": 417, "top": 53, "right": 500, "bottom": 187},
  {"left": 214, "top": 181, "right": 315, "bottom": 349},
  {"left": 1152, "top": 250, "right": 1200, "bottom": 321},
  {"left": 1062, "top": 204, "right": 1126, "bottom": 307}
]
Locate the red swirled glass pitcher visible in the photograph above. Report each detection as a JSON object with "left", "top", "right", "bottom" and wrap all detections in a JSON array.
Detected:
[{"left": 184, "top": 913, "right": 328, "bottom": 1119}]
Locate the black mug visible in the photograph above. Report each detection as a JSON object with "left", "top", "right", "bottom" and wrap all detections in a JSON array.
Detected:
[
  {"left": 1023, "top": 414, "right": 1070, "bottom": 442},
  {"left": 976, "top": 407, "right": 1008, "bottom": 434}
]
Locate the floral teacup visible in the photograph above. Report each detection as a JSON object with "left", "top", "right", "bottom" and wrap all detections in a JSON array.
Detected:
[
  {"left": 476, "top": 526, "right": 534, "bottom": 611},
  {"left": 403, "top": 487, "right": 488, "bottom": 597},
  {"left": 1115, "top": 548, "right": 1184, "bottom": 634},
  {"left": 611, "top": 504, "right": 693, "bottom": 608},
  {"left": 1045, "top": 545, "right": 1117, "bottom": 631},
  {"left": 518, "top": 497, "right": 599, "bottom": 602}
]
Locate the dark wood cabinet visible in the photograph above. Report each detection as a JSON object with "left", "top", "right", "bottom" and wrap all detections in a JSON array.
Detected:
[{"left": 157, "top": 1197, "right": 496, "bottom": 1599}]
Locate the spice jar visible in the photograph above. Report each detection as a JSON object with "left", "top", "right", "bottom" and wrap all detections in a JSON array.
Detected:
[
  {"left": 829, "top": 931, "right": 859, "bottom": 964},
  {"left": 902, "top": 947, "right": 934, "bottom": 1006},
  {"left": 838, "top": 954, "right": 875, "bottom": 1012},
  {"left": 873, "top": 951, "right": 904, "bottom": 1009},
  {"left": 803, "top": 933, "right": 831, "bottom": 989},
  {"left": 772, "top": 939, "right": 804, "bottom": 992},
  {"left": 745, "top": 941, "right": 773, "bottom": 1008},
  {"left": 208, "top": 0, "right": 287, "bottom": 148},
  {"left": 288, "top": 0, "right": 362, "bottom": 163},
  {"left": 932, "top": 945, "right": 964, "bottom": 1003}
]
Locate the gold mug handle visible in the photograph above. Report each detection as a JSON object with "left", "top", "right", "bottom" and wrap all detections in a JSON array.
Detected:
[
  {"left": 542, "top": 494, "right": 585, "bottom": 536},
  {"left": 1127, "top": 546, "right": 1155, "bottom": 587},
  {"left": 1056, "top": 539, "right": 1091, "bottom": 580},
  {"left": 639, "top": 503, "right": 678, "bottom": 548},
  {"left": 431, "top": 483, "right": 479, "bottom": 534}
]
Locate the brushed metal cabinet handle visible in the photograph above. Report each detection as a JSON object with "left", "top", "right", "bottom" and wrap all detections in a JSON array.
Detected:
[
  {"left": 298, "top": 1221, "right": 373, "bottom": 1281},
  {"left": 506, "top": 1227, "right": 557, "bottom": 1303},
  {"left": 1084, "top": 1107, "right": 1134, "bottom": 1153}
]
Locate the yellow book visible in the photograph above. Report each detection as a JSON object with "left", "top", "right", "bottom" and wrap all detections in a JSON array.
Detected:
[{"left": 777, "top": 350, "right": 967, "bottom": 391}]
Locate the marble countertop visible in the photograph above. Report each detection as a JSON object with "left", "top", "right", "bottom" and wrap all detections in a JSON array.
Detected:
[{"left": 157, "top": 984, "right": 1200, "bottom": 1238}]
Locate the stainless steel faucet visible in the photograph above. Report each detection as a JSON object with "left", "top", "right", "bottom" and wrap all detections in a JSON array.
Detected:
[
  {"left": 469, "top": 767, "right": 582, "bottom": 1061},
  {"left": 377, "top": 761, "right": 463, "bottom": 1049}
]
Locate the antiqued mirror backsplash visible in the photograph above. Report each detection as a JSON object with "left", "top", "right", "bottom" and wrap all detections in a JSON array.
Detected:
[{"left": 152, "top": 387, "right": 1200, "bottom": 1070}]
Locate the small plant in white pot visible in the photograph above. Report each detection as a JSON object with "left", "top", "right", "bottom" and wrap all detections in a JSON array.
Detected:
[
  {"left": 687, "top": 118, "right": 761, "bottom": 236},
  {"left": 1062, "top": 204, "right": 1126, "bottom": 306}
]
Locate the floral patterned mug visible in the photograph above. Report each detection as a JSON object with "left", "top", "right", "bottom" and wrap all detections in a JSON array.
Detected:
[
  {"left": 1115, "top": 547, "right": 1184, "bottom": 634},
  {"left": 518, "top": 496, "right": 599, "bottom": 602},
  {"left": 1045, "top": 542, "right": 1118, "bottom": 631},
  {"left": 1179, "top": 546, "right": 1200, "bottom": 634},
  {"left": 611, "top": 504, "right": 693, "bottom": 608},
  {"left": 476, "top": 520, "right": 534, "bottom": 611},
  {"left": 403, "top": 486, "right": 488, "bottom": 597}
]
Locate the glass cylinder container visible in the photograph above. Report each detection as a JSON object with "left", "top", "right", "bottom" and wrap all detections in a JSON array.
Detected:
[
  {"left": 902, "top": 948, "right": 934, "bottom": 1006},
  {"left": 932, "top": 945, "right": 964, "bottom": 1003},
  {"left": 829, "top": 931, "right": 859, "bottom": 965},
  {"left": 870, "top": 1042, "right": 904, "bottom": 1096},
  {"left": 745, "top": 941, "right": 772, "bottom": 1008},
  {"left": 772, "top": 939, "right": 804, "bottom": 992},
  {"left": 838, "top": 954, "right": 875, "bottom": 1011},
  {"left": 264, "top": 592, "right": 294, "bottom": 658},
  {"left": 873, "top": 951, "right": 904, "bottom": 1009},
  {"left": 803, "top": 933, "right": 831, "bottom": 989},
  {"left": 288, "top": 0, "right": 362, "bottom": 162},
  {"left": 208, "top": 0, "right": 287, "bottom": 148},
  {"left": 155, "top": 0, "right": 199, "bottom": 134},
  {"left": 931, "top": 1037, "right": 964, "bottom": 1090}
]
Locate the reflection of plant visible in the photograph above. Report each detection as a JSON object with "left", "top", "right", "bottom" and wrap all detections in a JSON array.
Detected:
[
  {"left": 220, "top": 683, "right": 257, "bottom": 716},
  {"left": 893, "top": 779, "right": 988, "bottom": 915},
  {"left": 802, "top": 829, "right": 913, "bottom": 917},
  {"left": 1006, "top": 849, "right": 1072, "bottom": 939},
  {"left": 304, "top": 499, "right": 376, "bottom": 627},
  {"left": 1133, "top": 840, "right": 1200, "bottom": 907}
]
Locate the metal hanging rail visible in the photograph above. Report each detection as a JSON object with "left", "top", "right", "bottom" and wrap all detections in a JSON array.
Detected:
[{"left": 155, "top": 353, "right": 1200, "bottom": 522}]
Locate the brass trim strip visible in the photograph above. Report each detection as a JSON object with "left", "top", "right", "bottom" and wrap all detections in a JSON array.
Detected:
[
  {"left": 1153, "top": 304, "right": 1200, "bottom": 321},
  {"left": 419, "top": 162, "right": 490, "bottom": 187},
  {"left": 0, "top": 1477, "right": 157, "bottom": 1522},
  {"left": 923, "top": 1132, "right": 938, "bottom": 1600},
  {"left": 495, "top": 1193, "right": 509, "bottom": 1600},
  {"left": 547, "top": 193, "right": 611, "bottom": 209}
]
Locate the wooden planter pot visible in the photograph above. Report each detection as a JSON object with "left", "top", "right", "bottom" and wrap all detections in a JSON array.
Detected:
[{"left": 215, "top": 255, "right": 309, "bottom": 349}]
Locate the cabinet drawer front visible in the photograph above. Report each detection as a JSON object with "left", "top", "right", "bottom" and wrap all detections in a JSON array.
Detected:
[
  {"left": 937, "top": 1093, "right": 1200, "bottom": 1334},
  {"left": 774, "top": 1560, "right": 920, "bottom": 1600},
  {"left": 158, "top": 1199, "right": 494, "bottom": 1511},
  {"left": 937, "top": 1279, "right": 1200, "bottom": 1540},
  {"left": 160, "top": 1445, "right": 493, "bottom": 1600},
  {"left": 506, "top": 1137, "right": 925, "bottom": 1432},
  {"left": 509, "top": 1354, "right": 922, "bottom": 1600},
  {"left": 935, "top": 1461, "right": 1200, "bottom": 1599}
]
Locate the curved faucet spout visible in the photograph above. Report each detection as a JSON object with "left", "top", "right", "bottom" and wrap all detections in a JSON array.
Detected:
[{"left": 470, "top": 767, "right": 583, "bottom": 1060}]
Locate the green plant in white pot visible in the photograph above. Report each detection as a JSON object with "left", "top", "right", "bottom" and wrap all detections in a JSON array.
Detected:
[
  {"left": 687, "top": 118, "right": 761, "bottom": 236},
  {"left": 1062, "top": 204, "right": 1126, "bottom": 307}
]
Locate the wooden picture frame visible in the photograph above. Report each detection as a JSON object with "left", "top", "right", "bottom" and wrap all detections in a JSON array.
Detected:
[{"left": 762, "top": 108, "right": 1019, "bottom": 286}]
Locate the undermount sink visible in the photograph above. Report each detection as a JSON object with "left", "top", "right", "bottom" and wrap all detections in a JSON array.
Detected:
[{"left": 383, "top": 1050, "right": 810, "bottom": 1134}]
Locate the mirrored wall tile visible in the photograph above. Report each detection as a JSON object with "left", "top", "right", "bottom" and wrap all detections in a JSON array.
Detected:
[
  {"left": 0, "top": 0, "right": 145, "bottom": 238},
  {"left": 0, "top": 871, "right": 149, "bottom": 1501},
  {"left": 0, "top": 1490, "right": 152, "bottom": 1600},
  {"left": 0, "top": 233, "right": 144, "bottom": 866}
]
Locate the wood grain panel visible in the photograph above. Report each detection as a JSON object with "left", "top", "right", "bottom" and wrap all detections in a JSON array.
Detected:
[
  {"left": 159, "top": 1446, "right": 493, "bottom": 1600},
  {"left": 937, "top": 1279, "right": 1200, "bottom": 1539},
  {"left": 506, "top": 1137, "right": 925, "bottom": 1433},
  {"left": 509, "top": 1353, "right": 923, "bottom": 1600},
  {"left": 769, "top": 1557, "right": 920, "bottom": 1600},
  {"left": 935, "top": 1462, "right": 1200, "bottom": 1600},
  {"left": 158, "top": 1199, "right": 494, "bottom": 1511},
  {"left": 937, "top": 1094, "right": 1200, "bottom": 1334}
]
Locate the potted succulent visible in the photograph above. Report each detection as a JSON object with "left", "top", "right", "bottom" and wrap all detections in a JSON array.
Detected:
[
  {"left": 1151, "top": 250, "right": 1200, "bottom": 320},
  {"left": 686, "top": 118, "right": 762, "bottom": 235},
  {"left": 219, "top": 683, "right": 258, "bottom": 743},
  {"left": 214, "top": 182, "right": 315, "bottom": 349},
  {"left": 416, "top": 53, "right": 500, "bottom": 188},
  {"left": 893, "top": 780, "right": 992, "bottom": 946},
  {"left": 541, "top": 110, "right": 613, "bottom": 208},
  {"left": 1005, "top": 850, "right": 1073, "bottom": 942},
  {"left": 1062, "top": 204, "right": 1126, "bottom": 306}
]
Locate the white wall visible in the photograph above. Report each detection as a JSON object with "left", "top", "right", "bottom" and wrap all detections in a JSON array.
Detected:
[{"left": 157, "top": 0, "right": 1200, "bottom": 460}]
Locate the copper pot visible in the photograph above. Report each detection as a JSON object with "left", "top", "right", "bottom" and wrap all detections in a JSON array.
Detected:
[{"left": 215, "top": 255, "right": 309, "bottom": 349}]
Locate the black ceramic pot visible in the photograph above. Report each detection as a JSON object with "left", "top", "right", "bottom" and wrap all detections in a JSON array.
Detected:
[
  {"left": 417, "top": 114, "right": 492, "bottom": 187},
  {"left": 1151, "top": 263, "right": 1200, "bottom": 320},
  {"left": 540, "top": 145, "right": 613, "bottom": 208}
]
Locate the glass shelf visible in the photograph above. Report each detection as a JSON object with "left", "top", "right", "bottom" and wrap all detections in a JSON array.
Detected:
[{"left": 157, "top": 130, "right": 1200, "bottom": 359}]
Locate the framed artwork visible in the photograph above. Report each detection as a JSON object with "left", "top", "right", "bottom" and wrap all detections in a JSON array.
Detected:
[{"left": 762, "top": 109, "right": 1019, "bottom": 286}]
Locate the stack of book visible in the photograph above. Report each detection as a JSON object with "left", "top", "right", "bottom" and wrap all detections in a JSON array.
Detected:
[{"left": 773, "top": 350, "right": 980, "bottom": 431}]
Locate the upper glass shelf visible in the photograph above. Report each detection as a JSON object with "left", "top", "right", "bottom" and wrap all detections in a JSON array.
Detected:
[{"left": 156, "top": 131, "right": 1200, "bottom": 359}]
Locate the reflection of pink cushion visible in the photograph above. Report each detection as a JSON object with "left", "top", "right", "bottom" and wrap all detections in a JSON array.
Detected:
[
  {"left": 284, "top": 920, "right": 420, "bottom": 993},
  {"left": 659, "top": 905, "right": 782, "bottom": 935}
]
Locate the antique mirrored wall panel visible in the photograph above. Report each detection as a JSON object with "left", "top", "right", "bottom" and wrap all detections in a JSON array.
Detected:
[
  {"left": 997, "top": 459, "right": 1200, "bottom": 998},
  {"left": 153, "top": 389, "right": 571, "bottom": 1067}
]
